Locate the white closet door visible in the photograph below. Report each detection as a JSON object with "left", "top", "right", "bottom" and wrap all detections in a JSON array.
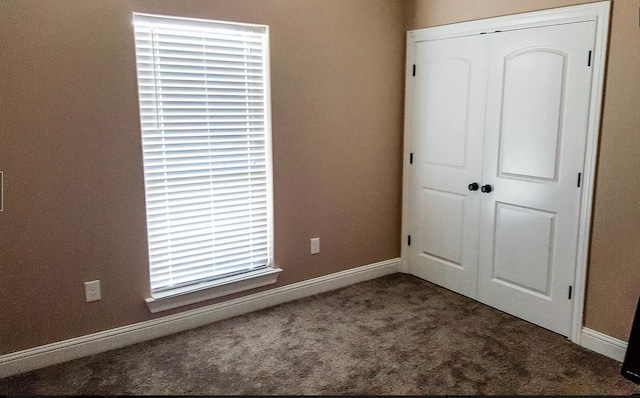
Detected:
[
  {"left": 408, "top": 35, "right": 488, "bottom": 299},
  {"left": 477, "top": 21, "right": 596, "bottom": 336}
]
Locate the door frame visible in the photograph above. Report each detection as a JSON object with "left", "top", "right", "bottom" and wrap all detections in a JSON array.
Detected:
[{"left": 400, "top": 1, "right": 610, "bottom": 345}]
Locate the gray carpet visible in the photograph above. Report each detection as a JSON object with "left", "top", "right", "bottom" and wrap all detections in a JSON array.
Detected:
[{"left": 1, "top": 273, "right": 638, "bottom": 395}]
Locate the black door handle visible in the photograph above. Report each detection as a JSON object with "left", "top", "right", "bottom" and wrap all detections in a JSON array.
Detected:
[
  {"left": 481, "top": 184, "right": 493, "bottom": 193},
  {"left": 468, "top": 182, "right": 479, "bottom": 191}
]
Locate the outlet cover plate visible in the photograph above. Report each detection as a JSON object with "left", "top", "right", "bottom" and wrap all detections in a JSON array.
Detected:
[
  {"left": 85, "top": 280, "right": 101, "bottom": 302},
  {"left": 310, "top": 237, "right": 320, "bottom": 255}
]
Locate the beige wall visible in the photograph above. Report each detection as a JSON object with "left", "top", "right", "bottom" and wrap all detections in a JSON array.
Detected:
[
  {"left": 0, "top": 0, "right": 405, "bottom": 355},
  {"left": 406, "top": 0, "right": 640, "bottom": 341}
]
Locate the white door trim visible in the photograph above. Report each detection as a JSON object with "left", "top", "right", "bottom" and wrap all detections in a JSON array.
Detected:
[{"left": 401, "top": 1, "right": 610, "bottom": 344}]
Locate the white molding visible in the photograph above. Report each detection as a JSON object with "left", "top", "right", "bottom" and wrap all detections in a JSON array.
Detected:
[
  {"left": 569, "top": 1, "right": 611, "bottom": 345},
  {"left": 0, "top": 258, "right": 399, "bottom": 379},
  {"left": 399, "top": 30, "right": 416, "bottom": 276},
  {"left": 408, "top": 1, "right": 610, "bottom": 42},
  {"left": 402, "top": 1, "right": 611, "bottom": 343},
  {"left": 145, "top": 268, "right": 283, "bottom": 313},
  {"left": 580, "top": 327, "right": 628, "bottom": 362}
]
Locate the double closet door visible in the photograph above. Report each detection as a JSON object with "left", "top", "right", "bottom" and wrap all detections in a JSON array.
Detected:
[{"left": 406, "top": 21, "right": 596, "bottom": 336}]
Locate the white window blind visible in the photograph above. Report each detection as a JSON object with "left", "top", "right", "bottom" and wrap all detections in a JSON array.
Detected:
[{"left": 133, "top": 13, "right": 272, "bottom": 293}]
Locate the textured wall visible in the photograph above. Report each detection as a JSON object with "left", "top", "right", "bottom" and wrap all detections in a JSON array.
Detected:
[
  {"left": 405, "top": 0, "right": 640, "bottom": 341},
  {"left": 0, "top": 0, "right": 405, "bottom": 354}
]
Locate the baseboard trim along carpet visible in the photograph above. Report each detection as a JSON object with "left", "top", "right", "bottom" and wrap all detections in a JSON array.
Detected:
[
  {"left": 581, "top": 327, "right": 628, "bottom": 362},
  {"left": 0, "top": 258, "right": 400, "bottom": 379}
]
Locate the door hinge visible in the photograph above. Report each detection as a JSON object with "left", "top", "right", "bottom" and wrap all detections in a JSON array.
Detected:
[
  {"left": 407, "top": 235, "right": 412, "bottom": 246},
  {"left": 568, "top": 285, "right": 573, "bottom": 300},
  {"left": 410, "top": 153, "right": 414, "bottom": 164},
  {"left": 412, "top": 64, "right": 416, "bottom": 77},
  {"left": 577, "top": 172, "right": 582, "bottom": 188},
  {"left": 588, "top": 50, "right": 593, "bottom": 67}
]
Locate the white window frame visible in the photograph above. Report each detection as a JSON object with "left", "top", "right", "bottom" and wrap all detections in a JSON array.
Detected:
[{"left": 132, "top": 12, "right": 281, "bottom": 313}]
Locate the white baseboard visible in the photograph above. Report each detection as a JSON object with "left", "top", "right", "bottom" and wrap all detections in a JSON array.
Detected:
[
  {"left": 580, "top": 327, "right": 628, "bottom": 362},
  {"left": 0, "top": 258, "right": 400, "bottom": 379}
]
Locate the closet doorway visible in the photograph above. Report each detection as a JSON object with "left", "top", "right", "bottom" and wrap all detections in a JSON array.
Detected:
[{"left": 401, "top": 2, "right": 610, "bottom": 340}]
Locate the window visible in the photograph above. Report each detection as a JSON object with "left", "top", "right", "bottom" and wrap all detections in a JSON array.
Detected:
[{"left": 133, "top": 13, "right": 277, "bottom": 304}]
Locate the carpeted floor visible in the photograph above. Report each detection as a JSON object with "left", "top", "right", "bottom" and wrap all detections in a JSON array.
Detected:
[{"left": 1, "top": 273, "right": 638, "bottom": 395}]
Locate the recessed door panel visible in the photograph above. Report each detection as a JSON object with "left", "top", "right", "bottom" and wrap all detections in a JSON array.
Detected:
[
  {"left": 493, "top": 203, "right": 555, "bottom": 296},
  {"left": 499, "top": 50, "right": 566, "bottom": 181},
  {"left": 420, "top": 189, "right": 464, "bottom": 266},
  {"left": 423, "top": 59, "right": 470, "bottom": 168}
]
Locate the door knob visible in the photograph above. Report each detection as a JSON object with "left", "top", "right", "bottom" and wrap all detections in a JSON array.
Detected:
[
  {"left": 481, "top": 184, "right": 493, "bottom": 193},
  {"left": 468, "top": 182, "right": 479, "bottom": 191}
]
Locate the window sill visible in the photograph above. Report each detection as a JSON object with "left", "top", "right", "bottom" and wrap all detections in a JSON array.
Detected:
[{"left": 145, "top": 267, "right": 283, "bottom": 314}]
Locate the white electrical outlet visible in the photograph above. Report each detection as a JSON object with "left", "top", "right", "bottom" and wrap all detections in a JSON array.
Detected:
[
  {"left": 84, "top": 280, "right": 101, "bottom": 302},
  {"left": 310, "top": 237, "right": 320, "bottom": 255}
]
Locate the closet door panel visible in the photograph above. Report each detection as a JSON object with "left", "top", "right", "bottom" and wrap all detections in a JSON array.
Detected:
[
  {"left": 493, "top": 203, "right": 555, "bottom": 296},
  {"left": 407, "top": 35, "right": 488, "bottom": 299},
  {"left": 419, "top": 189, "right": 465, "bottom": 266},
  {"left": 422, "top": 59, "right": 470, "bottom": 168},
  {"left": 478, "top": 21, "right": 596, "bottom": 336},
  {"left": 500, "top": 50, "right": 566, "bottom": 181}
]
